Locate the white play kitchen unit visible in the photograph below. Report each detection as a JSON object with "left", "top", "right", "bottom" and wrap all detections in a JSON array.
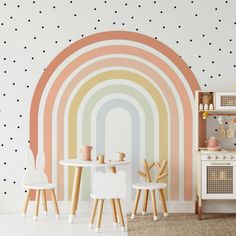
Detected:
[{"left": 194, "top": 91, "right": 236, "bottom": 219}]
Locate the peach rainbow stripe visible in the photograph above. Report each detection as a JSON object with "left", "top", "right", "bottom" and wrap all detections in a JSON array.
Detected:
[
  {"left": 48, "top": 47, "right": 185, "bottom": 200},
  {"left": 44, "top": 56, "right": 188, "bottom": 199},
  {"left": 56, "top": 57, "right": 178, "bottom": 200},
  {"left": 45, "top": 54, "right": 185, "bottom": 200},
  {"left": 67, "top": 70, "right": 168, "bottom": 200},
  {"left": 30, "top": 31, "right": 200, "bottom": 200},
  {"left": 53, "top": 52, "right": 184, "bottom": 200}
]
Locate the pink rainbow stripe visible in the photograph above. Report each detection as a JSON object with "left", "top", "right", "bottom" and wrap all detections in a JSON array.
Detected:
[
  {"left": 45, "top": 45, "right": 190, "bottom": 200},
  {"left": 56, "top": 58, "right": 179, "bottom": 200},
  {"left": 30, "top": 31, "right": 200, "bottom": 200}
]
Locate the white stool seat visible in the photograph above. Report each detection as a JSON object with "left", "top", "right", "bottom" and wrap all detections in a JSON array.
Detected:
[
  {"left": 22, "top": 183, "right": 55, "bottom": 190},
  {"left": 132, "top": 182, "right": 167, "bottom": 190}
]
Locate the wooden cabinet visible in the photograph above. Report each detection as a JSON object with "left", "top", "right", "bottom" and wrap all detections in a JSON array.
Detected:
[{"left": 194, "top": 90, "right": 236, "bottom": 219}]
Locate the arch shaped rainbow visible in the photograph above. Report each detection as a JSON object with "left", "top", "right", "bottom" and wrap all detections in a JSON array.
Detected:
[{"left": 30, "top": 31, "right": 200, "bottom": 202}]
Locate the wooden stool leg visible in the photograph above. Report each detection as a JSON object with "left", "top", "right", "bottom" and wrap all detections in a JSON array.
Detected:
[
  {"left": 110, "top": 199, "right": 118, "bottom": 227},
  {"left": 50, "top": 189, "right": 60, "bottom": 219},
  {"left": 95, "top": 199, "right": 104, "bottom": 233},
  {"left": 41, "top": 190, "right": 48, "bottom": 215},
  {"left": 131, "top": 189, "right": 141, "bottom": 219},
  {"left": 142, "top": 190, "right": 149, "bottom": 215},
  {"left": 115, "top": 199, "right": 125, "bottom": 232},
  {"left": 34, "top": 190, "right": 40, "bottom": 221},
  {"left": 89, "top": 199, "right": 98, "bottom": 228},
  {"left": 150, "top": 190, "right": 158, "bottom": 221},
  {"left": 22, "top": 189, "right": 31, "bottom": 217},
  {"left": 159, "top": 189, "right": 168, "bottom": 217}
]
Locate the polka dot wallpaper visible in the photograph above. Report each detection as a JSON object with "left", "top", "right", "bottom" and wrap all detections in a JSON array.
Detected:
[{"left": 0, "top": 0, "right": 236, "bottom": 201}]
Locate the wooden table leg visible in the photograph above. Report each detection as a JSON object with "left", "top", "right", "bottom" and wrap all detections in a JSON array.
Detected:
[
  {"left": 110, "top": 166, "right": 117, "bottom": 174},
  {"left": 110, "top": 166, "right": 121, "bottom": 222},
  {"left": 22, "top": 189, "right": 31, "bottom": 217},
  {"left": 68, "top": 167, "right": 83, "bottom": 223},
  {"left": 74, "top": 167, "right": 83, "bottom": 213}
]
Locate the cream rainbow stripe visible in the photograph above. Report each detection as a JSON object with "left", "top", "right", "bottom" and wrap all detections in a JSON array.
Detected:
[
  {"left": 73, "top": 78, "right": 162, "bottom": 201},
  {"left": 30, "top": 31, "right": 200, "bottom": 201},
  {"left": 52, "top": 56, "right": 177, "bottom": 200},
  {"left": 78, "top": 83, "right": 158, "bottom": 200},
  {"left": 68, "top": 70, "right": 168, "bottom": 199}
]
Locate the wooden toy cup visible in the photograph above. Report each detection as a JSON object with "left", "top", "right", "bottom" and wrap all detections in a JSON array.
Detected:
[
  {"left": 117, "top": 152, "right": 125, "bottom": 161},
  {"left": 97, "top": 154, "right": 105, "bottom": 164}
]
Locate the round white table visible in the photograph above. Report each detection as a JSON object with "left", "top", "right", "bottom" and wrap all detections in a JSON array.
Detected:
[{"left": 59, "top": 159, "right": 130, "bottom": 223}]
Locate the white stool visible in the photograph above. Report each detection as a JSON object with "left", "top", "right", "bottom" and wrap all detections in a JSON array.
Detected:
[
  {"left": 131, "top": 159, "right": 168, "bottom": 220},
  {"left": 131, "top": 182, "right": 168, "bottom": 220},
  {"left": 22, "top": 183, "right": 60, "bottom": 220},
  {"left": 88, "top": 171, "right": 126, "bottom": 233},
  {"left": 21, "top": 149, "right": 60, "bottom": 221}
]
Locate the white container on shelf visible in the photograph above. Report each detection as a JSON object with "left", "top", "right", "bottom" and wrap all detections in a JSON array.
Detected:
[
  {"left": 199, "top": 104, "right": 203, "bottom": 110},
  {"left": 204, "top": 104, "right": 208, "bottom": 110}
]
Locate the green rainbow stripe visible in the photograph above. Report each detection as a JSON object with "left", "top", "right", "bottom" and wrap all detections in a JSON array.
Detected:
[
  {"left": 80, "top": 84, "right": 156, "bottom": 200},
  {"left": 68, "top": 70, "right": 168, "bottom": 199}
]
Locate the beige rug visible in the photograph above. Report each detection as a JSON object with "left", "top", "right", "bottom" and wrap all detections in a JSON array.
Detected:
[{"left": 127, "top": 213, "right": 236, "bottom": 236}]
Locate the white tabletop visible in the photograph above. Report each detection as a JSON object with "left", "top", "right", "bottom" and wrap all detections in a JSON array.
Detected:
[{"left": 59, "top": 159, "right": 130, "bottom": 167}]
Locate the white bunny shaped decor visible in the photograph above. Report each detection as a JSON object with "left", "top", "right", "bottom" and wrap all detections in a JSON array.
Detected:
[{"left": 21, "top": 149, "right": 60, "bottom": 221}]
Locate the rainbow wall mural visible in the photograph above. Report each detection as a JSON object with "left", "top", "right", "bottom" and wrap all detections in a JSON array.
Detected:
[{"left": 29, "top": 31, "right": 200, "bottom": 202}]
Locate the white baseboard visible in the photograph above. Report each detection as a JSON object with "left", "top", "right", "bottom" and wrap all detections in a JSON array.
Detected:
[
  {"left": 1, "top": 200, "right": 236, "bottom": 215},
  {"left": 0, "top": 200, "right": 194, "bottom": 214}
]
